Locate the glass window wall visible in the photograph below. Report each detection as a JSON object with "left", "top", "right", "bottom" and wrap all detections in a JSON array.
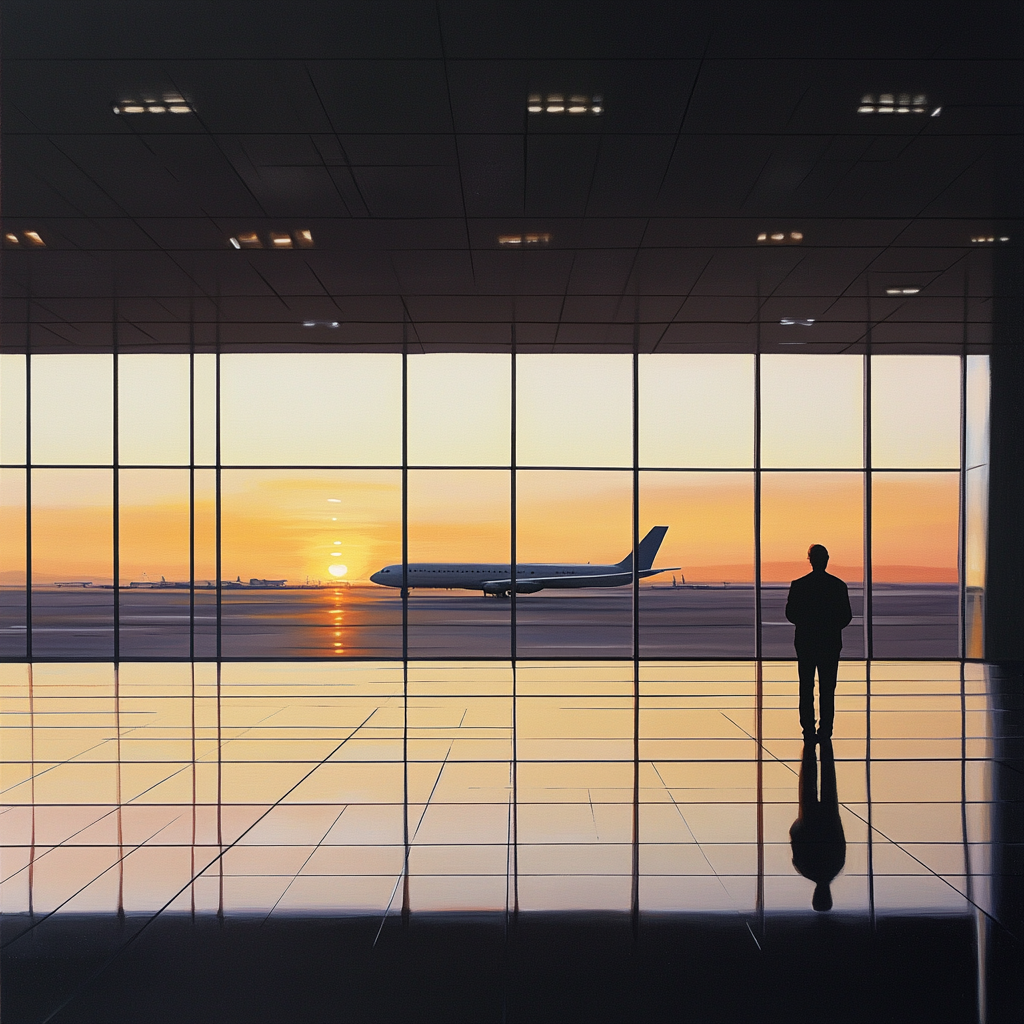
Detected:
[{"left": 0, "top": 351, "right": 978, "bottom": 663}]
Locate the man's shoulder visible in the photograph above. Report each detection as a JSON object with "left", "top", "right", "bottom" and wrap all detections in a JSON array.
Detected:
[
  {"left": 790, "top": 572, "right": 815, "bottom": 588},
  {"left": 824, "top": 572, "right": 849, "bottom": 590}
]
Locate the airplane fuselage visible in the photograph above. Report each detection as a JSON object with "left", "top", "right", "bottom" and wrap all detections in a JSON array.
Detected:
[
  {"left": 370, "top": 562, "right": 668, "bottom": 594},
  {"left": 369, "top": 526, "right": 677, "bottom": 596}
]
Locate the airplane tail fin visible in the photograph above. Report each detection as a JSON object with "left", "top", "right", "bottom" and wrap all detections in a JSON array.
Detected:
[{"left": 618, "top": 526, "right": 669, "bottom": 572}]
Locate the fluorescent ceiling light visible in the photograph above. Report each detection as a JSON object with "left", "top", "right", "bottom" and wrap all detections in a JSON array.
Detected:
[
  {"left": 232, "top": 230, "right": 313, "bottom": 249},
  {"left": 115, "top": 94, "right": 193, "bottom": 114},
  {"left": 780, "top": 318, "right": 815, "bottom": 326},
  {"left": 499, "top": 232, "right": 551, "bottom": 246},
  {"left": 22, "top": 231, "right": 45, "bottom": 247},
  {"left": 886, "top": 287, "right": 920, "bottom": 295},
  {"left": 4, "top": 233, "right": 19, "bottom": 245},
  {"left": 528, "top": 93, "right": 603, "bottom": 114},
  {"left": 757, "top": 231, "right": 802, "bottom": 244},
  {"left": 971, "top": 236, "right": 1010, "bottom": 243},
  {"left": 858, "top": 92, "right": 934, "bottom": 115}
]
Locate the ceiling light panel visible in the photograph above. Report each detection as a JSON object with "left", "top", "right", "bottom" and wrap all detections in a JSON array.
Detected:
[
  {"left": 757, "top": 231, "right": 803, "bottom": 244},
  {"left": 528, "top": 93, "right": 603, "bottom": 115},
  {"left": 780, "top": 318, "right": 815, "bottom": 326},
  {"left": 114, "top": 92, "right": 194, "bottom": 115},
  {"left": 228, "top": 230, "right": 313, "bottom": 249},
  {"left": 498, "top": 233, "right": 552, "bottom": 246},
  {"left": 886, "top": 287, "right": 920, "bottom": 295},
  {"left": 971, "top": 235, "right": 1010, "bottom": 243},
  {"left": 857, "top": 93, "right": 936, "bottom": 115},
  {"left": 4, "top": 230, "right": 46, "bottom": 247}
]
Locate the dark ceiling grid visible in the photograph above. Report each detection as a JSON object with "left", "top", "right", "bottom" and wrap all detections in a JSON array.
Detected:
[{"left": 1, "top": 3, "right": 1021, "bottom": 355}]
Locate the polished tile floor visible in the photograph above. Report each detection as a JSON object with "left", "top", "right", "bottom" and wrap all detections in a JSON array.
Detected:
[{"left": 1, "top": 660, "right": 1020, "bottom": 1023}]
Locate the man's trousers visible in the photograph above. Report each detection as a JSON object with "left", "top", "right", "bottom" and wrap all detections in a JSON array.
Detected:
[{"left": 796, "top": 649, "right": 841, "bottom": 737}]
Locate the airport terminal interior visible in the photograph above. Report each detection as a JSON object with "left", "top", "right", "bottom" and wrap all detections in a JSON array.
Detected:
[{"left": 1, "top": 3, "right": 1021, "bottom": 1022}]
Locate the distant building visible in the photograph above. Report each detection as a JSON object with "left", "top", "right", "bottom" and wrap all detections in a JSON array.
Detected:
[{"left": 249, "top": 578, "right": 286, "bottom": 588}]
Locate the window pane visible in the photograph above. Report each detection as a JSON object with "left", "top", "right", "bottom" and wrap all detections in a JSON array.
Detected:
[
  {"left": 872, "top": 472, "right": 959, "bottom": 658},
  {"left": 965, "top": 355, "right": 989, "bottom": 658},
  {"left": 31, "top": 469, "right": 113, "bottom": 657},
  {"left": 639, "top": 472, "right": 755, "bottom": 657},
  {"left": 220, "top": 354, "right": 401, "bottom": 465},
  {"left": 118, "top": 469, "right": 191, "bottom": 657},
  {"left": 220, "top": 470, "right": 401, "bottom": 657},
  {"left": 516, "top": 355, "right": 631, "bottom": 467},
  {"left": 408, "top": 354, "right": 510, "bottom": 466},
  {"left": 193, "top": 354, "right": 217, "bottom": 465},
  {"left": 31, "top": 355, "right": 113, "bottom": 465},
  {"left": 1, "top": 354, "right": 27, "bottom": 463},
  {"left": 639, "top": 354, "right": 754, "bottom": 467},
  {"left": 761, "top": 355, "right": 862, "bottom": 468},
  {"left": 118, "top": 355, "right": 190, "bottom": 465},
  {"left": 194, "top": 469, "right": 217, "bottom": 658},
  {"left": 0, "top": 470, "right": 27, "bottom": 657},
  {"left": 871, "top": 356, "right": 960, "bottom": 468},
  {"left": 515, "top": 470, "right": 632, "bottom": 657},
  {"left": 407, "top": 470, "right": 510, "bottom": 658},
  {"left": 760, "top": 472, "right": 864, "bottom": 658}
]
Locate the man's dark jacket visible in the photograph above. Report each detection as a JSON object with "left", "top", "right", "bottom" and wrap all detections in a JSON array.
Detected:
[{"left": 785, "top": 570, "right": 853, "bottom": 652}]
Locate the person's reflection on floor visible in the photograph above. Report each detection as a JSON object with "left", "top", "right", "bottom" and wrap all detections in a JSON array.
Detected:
[{"left": 790, "top": 738, "right": 846, "bottom": 911}]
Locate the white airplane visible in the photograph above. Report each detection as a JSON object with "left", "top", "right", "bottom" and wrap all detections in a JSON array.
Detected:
[{"left": 370, "top": 526, "right": 678, "bottom": 597}]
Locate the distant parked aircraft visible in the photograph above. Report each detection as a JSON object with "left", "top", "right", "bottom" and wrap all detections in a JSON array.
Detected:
[{"left": 370, "top": 526, "right": 678, "bottom": 597}]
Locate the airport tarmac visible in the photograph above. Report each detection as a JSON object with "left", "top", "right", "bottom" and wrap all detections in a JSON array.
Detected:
[{"left": 0, "top": 584, "right": 959, "bottom": 660}]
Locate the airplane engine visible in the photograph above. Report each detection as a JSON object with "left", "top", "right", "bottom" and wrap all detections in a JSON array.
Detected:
[
  {"left": 482, "top": 582, "right": 507, "bottom": 596},
  {"left": 514, "top": 582, "right": 543, "bottom": 594}
]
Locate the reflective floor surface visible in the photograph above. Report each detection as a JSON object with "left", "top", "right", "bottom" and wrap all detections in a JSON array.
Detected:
[{"left": 1, "top": 660, "right": 1020, "bottom": 1023}]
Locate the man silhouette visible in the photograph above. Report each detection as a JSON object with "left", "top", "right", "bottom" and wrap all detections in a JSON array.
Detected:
[
  {"left": 790, "top": 737, "right": 846, "bottom": 911},
  {"left": 785, "top": 544, "right": 852, "bottom": 741}
]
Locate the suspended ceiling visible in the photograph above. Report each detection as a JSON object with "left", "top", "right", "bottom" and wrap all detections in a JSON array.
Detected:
[{"left": 1, "top": 1, "right": 1021, "bottom": 353}]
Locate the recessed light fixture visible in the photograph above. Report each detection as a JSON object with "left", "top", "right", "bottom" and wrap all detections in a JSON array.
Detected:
[
  {"left": 302, "top": 320, "right": 340, "bottom": 328},
  {"left": 528, "top": 93, "right": 603, "bottom": 115},
  {"left": 857, "top": 93, "right": 936, "bottom": 115},
  {"left": 4, "top": 230, "right": 46, "bottom": 247},
  {"left": 886, "top": 287, "right": 920, "bottom": 295},
  {"left": 114, "top": 92, "right": 194, "bottom": 115},
  {"left": 780, "top": 318, "right": 815, "bottom": 326},
  {"left": 228, "top": 230, "right": 313, "bottom": 250},
  {"left": 757, "top": 231, "right": 803, "bottom": 244},
  {"left": 498, "top": 232, "right": 552, "bottom": 246},
  {"left": 971, "top": 235, "right": 1010, "bottom": 243}
]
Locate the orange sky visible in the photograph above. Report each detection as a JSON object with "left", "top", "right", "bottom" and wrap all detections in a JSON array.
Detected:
[{"left": 9, "top": 467, "right": 959, "bottom": 585}]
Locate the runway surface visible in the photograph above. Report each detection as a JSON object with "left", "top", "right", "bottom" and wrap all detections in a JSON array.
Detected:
[{"left": 1, "top": 584, "right": 959, "bottom": 659}]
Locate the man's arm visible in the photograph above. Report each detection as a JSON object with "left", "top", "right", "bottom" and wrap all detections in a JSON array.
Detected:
[
  {"left": 837, "top": 581, "right": 853, "bottom": 630},
  {"left": 785, "top": 580, "right": 803, "bottom": 625}
]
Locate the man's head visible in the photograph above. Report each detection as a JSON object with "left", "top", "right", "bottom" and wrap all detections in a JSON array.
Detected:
[
  {"left": 812, "top": 882, "right": 833, "bottom": 912},
  {"left": 808, "top": 544, "right": 829, "bottom": 571}
]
